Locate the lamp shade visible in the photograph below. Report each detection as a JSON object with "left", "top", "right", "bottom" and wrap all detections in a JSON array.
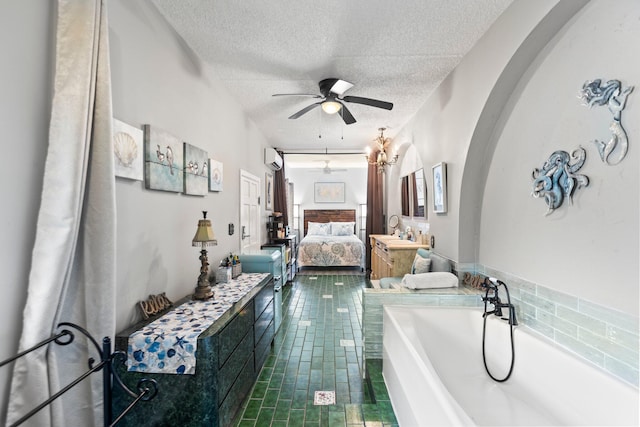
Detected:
[
  {"left": 192, "top": 211, "right": 216, "bottom": 246},
  {"left": 321, "top": 100, "right": 342, "bottom": 114}
]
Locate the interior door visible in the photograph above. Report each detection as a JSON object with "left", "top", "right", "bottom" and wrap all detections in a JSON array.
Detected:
[{"left": 240, "top": 169, "right": 261, "bottom": 252}]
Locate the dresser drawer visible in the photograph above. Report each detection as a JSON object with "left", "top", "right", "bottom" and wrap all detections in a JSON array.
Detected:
[
  {"left": 376, "top": 244, "right": 390, "bottom": 263},
  {"left": 218, "top": 301, "right": 254, "bottom": 369},
  {"left": 218, "top": 328, "right": 254, "bottom": 405},
  {"left": 218, "top": 355, "right": 255, "bottom": 427},
  {"left": 254, "top": 299, "right": 274, "bottom": 344},
  {"left": 255, "top": 319, "right": 274, "bottom": 371},
  {"left": 254, "top": 281, "right": 274, "bottom": 320}
]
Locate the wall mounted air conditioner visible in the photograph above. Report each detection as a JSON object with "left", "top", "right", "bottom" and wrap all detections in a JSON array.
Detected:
[{"left": 264, "top": 148, "right": 283, "bottom": 171}]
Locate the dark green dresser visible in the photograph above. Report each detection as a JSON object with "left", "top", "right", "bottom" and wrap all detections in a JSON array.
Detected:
[{"left": 112, "top": 275, "right": 275, "bottom": 426}]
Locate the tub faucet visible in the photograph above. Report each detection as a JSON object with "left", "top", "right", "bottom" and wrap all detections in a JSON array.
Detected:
[{"left": 482, "top": 278, "right": 518, "bottom": 326}]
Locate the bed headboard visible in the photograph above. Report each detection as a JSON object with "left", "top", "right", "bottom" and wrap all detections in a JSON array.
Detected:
[{"left": 304, "top": 209, "right": 356, "bottom": 236}]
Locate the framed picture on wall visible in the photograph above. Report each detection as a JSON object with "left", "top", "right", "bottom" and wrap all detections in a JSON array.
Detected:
[
  {"left": 314, "top": 182, "right": 345, "bottom": 203},
  {"left": 112, "top": 118, "right": 144, "bottom": 181},
  {"left": 432, "top": 162, "right": 447, "bottom": 213},
  {"left": 143, "top": 125, "right": 184, "bottom": 192},
  {"left": 265, "top": 172, "right": 274, "bottom": 211},
  {"left": 183, "top": 142, "right": 208, "bottom": 196},
  {"left": 209, "top": 158, "right": 223, "bottom": 192}
]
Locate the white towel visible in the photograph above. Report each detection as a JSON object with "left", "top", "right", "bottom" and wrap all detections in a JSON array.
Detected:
[{"left": 401, "top": 272, "right": 459, "bottom": 289}]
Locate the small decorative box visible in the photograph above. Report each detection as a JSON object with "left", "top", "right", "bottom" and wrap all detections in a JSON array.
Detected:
[
  {"left": 232, "top": 263, "right": 242, "bottom": 279},
  {"left": 216, "top": 267, "right": 231, "bottom": 283}
]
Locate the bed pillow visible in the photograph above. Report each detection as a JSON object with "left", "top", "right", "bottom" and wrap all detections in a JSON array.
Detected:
[
  {"left": 330, "top": 221, "right": 355, "bottom": 236},
  {"left": 307, "top": 222, "right": 330, "bottom": 236}
]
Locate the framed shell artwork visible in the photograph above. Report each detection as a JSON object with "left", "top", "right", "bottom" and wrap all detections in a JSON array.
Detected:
[{"left": 112, "top": 119, "right": 143, "bottom": 181}]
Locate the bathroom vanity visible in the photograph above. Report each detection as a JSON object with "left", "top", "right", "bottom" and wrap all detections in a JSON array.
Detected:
[
  {"left": 112, "top": 273, "right": 274, "bottom": 427},
  {"left": 369, "top": 234, "right": 429, "bottom": 279}
]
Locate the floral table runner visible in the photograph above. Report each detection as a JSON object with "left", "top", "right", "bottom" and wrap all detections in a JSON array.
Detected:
[{"left": 127, "top": 272, "right": 269, "bottom": 375}]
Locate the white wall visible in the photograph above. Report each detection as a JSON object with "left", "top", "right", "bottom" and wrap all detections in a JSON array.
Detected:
[
  {"left": 391, "top": 0, "right": 573, "bottom": 260},
  {"left": 0, "top": 1, "right": 53, "bottom": 421},
  {"left": 390, "top": 0, "right": 637, "bottom": 316},
  {"left": 108, "top": 1, "right": 275, "bottom": 330},
  {"left": 480, "top": 0, "right": 639, "bottom": 314},
  {"left": 0, "top": 1, "right": 274, "bottom": 419},
  {"left": 286, "top": 166, "right": 367, "bottom": 234}
]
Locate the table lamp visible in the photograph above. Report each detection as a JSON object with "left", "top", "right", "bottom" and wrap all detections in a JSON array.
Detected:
[{"left": 192, "top": 211, "right": 217, "bottom": 300}]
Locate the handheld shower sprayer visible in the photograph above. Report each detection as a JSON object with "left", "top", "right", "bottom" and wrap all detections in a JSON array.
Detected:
[{"left": 480, "top": 277, "right": 518, "bottom": 382}]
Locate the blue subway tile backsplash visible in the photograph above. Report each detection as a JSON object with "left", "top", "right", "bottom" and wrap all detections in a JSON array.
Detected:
[
  {"left": 479, "top": 265, "right": 639, "bottom": 387},
  {"left": 363, "top": 261, "right": 638, "bottom": 388}
]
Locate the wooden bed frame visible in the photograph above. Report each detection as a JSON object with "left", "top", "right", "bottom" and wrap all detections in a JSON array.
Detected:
[{"left": 303, "top": 209, "right": 356, "bottom": 236}]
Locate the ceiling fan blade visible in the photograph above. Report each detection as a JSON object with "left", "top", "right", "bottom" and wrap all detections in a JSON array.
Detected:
[
  {"left": 342, "top": 95, "right": 393, "bottom": 110},
  {"left": 272, "top": 93, "right": 322, "bottom": 98},
  {"left": 318, "top": 78, "right": 339, "bottom": 97},
  {"left": 288, "top": 102, "right": 322, "bottom": 119},
  {"left": 329, "top": 79, "right": 354, "bottom": 96},
  {"left": 338, "top": 103, "right": 356, "bottom": 125}
]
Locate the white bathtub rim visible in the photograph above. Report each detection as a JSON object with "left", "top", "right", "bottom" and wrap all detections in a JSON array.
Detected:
[
  {"left": 383, "top": 305, "right": 475, "bottom": 426},
  {"left": 383, "top": 305, "right": 639, "bottom": 426},
  {"left": 385, "top": 304, "right": 639, "bottom": 392}
]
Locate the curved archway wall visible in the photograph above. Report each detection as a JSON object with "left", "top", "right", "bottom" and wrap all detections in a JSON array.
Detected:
[
  {"left": 478, "top": 0, "right": 638, "bottom": 316},
  {"left": 391, "top": 3, "right": 638, "bottom": 315}
]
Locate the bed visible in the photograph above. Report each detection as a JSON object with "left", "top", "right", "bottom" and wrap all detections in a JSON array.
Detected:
[{"left": 297, "top": 209, "right": 365, "bottom": 269}]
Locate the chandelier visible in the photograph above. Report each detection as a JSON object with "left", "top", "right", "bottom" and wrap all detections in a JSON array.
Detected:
[{"left": 365, "top": 127, "right": 398, "bottom": 173}]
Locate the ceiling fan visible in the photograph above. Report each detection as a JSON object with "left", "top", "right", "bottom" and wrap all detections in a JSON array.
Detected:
[
  {"left": 308, "top": 160, "right": 348, "bottom": 174},
  {"left": 272, "top": 78, "right": 393, "bottom": 125}
]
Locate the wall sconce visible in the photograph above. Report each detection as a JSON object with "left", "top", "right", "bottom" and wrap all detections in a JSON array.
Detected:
[
  {"left": 365, "top": 127, "right": 398, "bottom": 173},
  {"left": 192, "top": 211, "right": 217, "bottom": 300}
]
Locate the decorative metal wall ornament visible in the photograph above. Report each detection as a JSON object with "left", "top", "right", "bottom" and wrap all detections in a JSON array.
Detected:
[
  {"left": 532, "top": 146, "right": 589, "bottom": 216},
  {"left": 579, "top": 79, "right": 634, "bottom": 165}
]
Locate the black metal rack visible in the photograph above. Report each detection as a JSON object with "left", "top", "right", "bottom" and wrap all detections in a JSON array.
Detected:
[
  {"left": 0, "top": 322, "right": 158, "bottom": 427},
  {"left": 266, "top": 214, "right": 285, "bottom": 241}
]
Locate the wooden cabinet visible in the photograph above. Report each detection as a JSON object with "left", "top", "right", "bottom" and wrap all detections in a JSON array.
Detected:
[{"left": 369, "top": 234, "right": 429, "bottom": 279}]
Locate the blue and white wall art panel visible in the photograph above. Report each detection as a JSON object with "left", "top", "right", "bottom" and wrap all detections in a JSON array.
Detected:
[
  {"left": 183, "top": 143, "right": 208, "bottom": 196},
  {"left": 143, "top": 125, "right": 184, "bottom": 192}
]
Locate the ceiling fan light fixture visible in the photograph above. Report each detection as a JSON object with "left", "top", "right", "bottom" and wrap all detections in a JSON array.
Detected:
[{"left": 321, "top": 100, "right": 342, "bottom": 114}]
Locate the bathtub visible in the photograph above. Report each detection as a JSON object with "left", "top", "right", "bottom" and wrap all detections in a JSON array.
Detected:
[{"left": 382, "top": 306, "right": 639, "bottom": 426}]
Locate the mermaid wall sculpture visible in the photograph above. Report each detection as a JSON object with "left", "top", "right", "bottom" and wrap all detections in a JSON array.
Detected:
[
  {"left": 532, "top": 147, "right": 589, "bottom": 216},
  {"left": 579, "top": 79, "right": 634, "bottom": 165}
]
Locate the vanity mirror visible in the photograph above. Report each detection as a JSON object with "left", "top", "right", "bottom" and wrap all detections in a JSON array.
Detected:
[
  {"left": 413, "top": 168, "right": 426, "bottom": 217},
  {"left": 388, "top": 214, "right": 399, "bottom": 234},
  {"left": 401, "top": 168, "right": 427, "bottom": 220},
  {"left": 401, "top": 176, "right": 410, "bottom": 216}
]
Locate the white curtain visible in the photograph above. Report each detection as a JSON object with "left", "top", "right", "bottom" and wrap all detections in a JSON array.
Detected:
[{"left": 6, "top": 1, "right": 115, "bottom": 426}]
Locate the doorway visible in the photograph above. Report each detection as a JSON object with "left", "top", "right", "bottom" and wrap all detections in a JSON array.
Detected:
[{"left": 240, "top": 169, "right": 261, "bottom": 252}]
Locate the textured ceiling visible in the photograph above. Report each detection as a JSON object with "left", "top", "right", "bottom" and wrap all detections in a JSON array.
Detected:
[{"left": 151, "top": 0, "right": 513, "bottom": 160}]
